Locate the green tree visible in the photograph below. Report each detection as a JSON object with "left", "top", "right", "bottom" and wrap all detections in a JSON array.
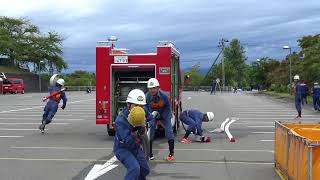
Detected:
[
  {"left": 223, "top": 39, "right": 247, "bottom": 87},
  {"left": 185, "top": 63, "right": 204, "bottom": 86},
  {"left": 0, "top": 16, "right": 68, "bottom": 73},
  {"left": 207, "top": 39, "right": 247, "bottom": 87},
  {"left": 298, "top": 34, "right": 320, "bottom": 83},
  {"left": 249, "top": 57, "right": 280, "bottom": 89}
]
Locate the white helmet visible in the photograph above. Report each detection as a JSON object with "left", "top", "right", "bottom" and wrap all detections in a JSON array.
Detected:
[
  {"left": 294, "top": 75, "right": 300, "bottom": 80},
  {"left": 126, "top": 89, "right": 146, "bottom": 105},
  {"left": 56, "top": 79, "right": 65, "bottom": 86},
  {"left": 206, "top": 112, "right": 214, "bottom": 121},
  {"left": 147, "top": 78, "right": 160, "bottom": 88}
]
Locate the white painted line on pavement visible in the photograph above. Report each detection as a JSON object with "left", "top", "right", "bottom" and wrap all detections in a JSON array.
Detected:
[
  {"left": 10, "top": 146, "right": 274, "bottom": 153},
  {"left": 0, "top": 157, "right": 273, "bottom": 165},
  {"left": 251, "top": 132, "right": 275, "bottom": 134},
  {"left": 0, "top": 99, "right": 95, "bottom": 114},
  {"left": 11, "top": 146, "right": 113, "bottom": 150},
  {"left": 0, "top": 107, "right": 42, "bottom": 114},
  {"left": 0, "top": 136, "right": 24, "bottom": 138},
  {"left": 0, "top": 123, "right": 69, "bottom": 125},
  {"left": 237, "top": 112, "right": 296, "bottom": 114},
  {"left": 54, "top": 119, "right": 87, "bottom": 121},
  {"left": 0, "top": 117, "right": 85, "bottom": 121},
  {"left": 153, "top": 160, "right": 274, "bottom": 165},
  {"left": 235, "top": 121, "right": 274, "bottom": 124},
  {"left": 0, "top": 115, "right": 84, "bottom": 117},
  {"left": 247, "top": 126, "right": 274, "bottom": 128},
  {"left": 16, "top": 95, "right": 33, "bottom": 98},
  {"left": 234, "top": 109, "right": 294, "bottom": 111},
  {"left": 0, "top": 157, "right": 109, "bottom": 162},
  {"left": 0, "top": 128, "right": 39, "bottom": 131},
  {"left": 240, "top": 115, "right": 317, "bottom": 117},
  {"left": 85, "top": 156, "right": 118, "bottom": 180},
  {"left": 172, "top": 148, "right": 274, "bottom": 153},
  {"left": 68, "top": 99, "right": 95, "bottom": 104},
  {"left": 232, "top": 107, "right": 289, "bottom": 109},
  {"left": 260, "top": 140, "right": 275, "bottom": 142},
  {"left": 243, "top": 117, "right": 319, "bottom": 120}
]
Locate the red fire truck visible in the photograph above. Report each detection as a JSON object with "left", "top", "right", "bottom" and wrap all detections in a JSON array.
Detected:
[{"left": 96, "top": 37, "right": 182, "bottom": 136}]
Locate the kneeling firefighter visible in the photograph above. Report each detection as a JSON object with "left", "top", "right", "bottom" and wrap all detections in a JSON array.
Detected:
[
  {"left": 39, "top": 74, "right": 67, "bottom": 133},
  {"left": 113, "top": 89, "right": 151, "bottom": 180},
  {"left": 179, "top": 109, "right": 214, "bottom": 143}
]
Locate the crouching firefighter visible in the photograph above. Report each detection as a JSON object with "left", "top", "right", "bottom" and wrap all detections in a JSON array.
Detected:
[
  {"left": 113, "top": 89, "right": 150, "bottom": 180},
  {"left": 179, "top": 109, "right": 214, "bottom": 143},
  {"left": 39, "top": 76, "right": 67, "bottom": 133}
]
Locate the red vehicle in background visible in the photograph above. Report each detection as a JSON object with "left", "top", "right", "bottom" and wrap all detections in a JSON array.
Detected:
[
  {"left": 2, "top": 78, "right": 25, "bottom": 94},
  {"left": 96, "top": 37, "right": 182, "bottom": 136}
]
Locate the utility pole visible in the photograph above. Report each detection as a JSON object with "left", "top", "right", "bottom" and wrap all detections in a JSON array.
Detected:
[
  {"left": 219, "top": 38, "right": 229, "bottom": 90},
  {"left": 39, "top": 61, "right": 44, "bottom": 93},
  {"left": 283, "top": 46, "right": 292, "bottom": 95}
]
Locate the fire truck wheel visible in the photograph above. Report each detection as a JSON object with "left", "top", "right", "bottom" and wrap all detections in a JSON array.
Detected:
[{"left": 107, "top": 125, "right": 115, "bottom": 136}]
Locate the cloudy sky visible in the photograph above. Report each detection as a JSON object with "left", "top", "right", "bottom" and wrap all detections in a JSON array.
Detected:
[{"left": 1, "top": 0, "right": 320, "bottom": 72}]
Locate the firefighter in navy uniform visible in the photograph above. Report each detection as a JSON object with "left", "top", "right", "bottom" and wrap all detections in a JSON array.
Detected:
[
  {"left": 113, "top": 89, "right": 150, "bottom": 180},
  {"left": 312, "top": 82, "right": 320, "bottom": 111},
  {"left": 293, "top": 75, "right": 302, "bottom": 118},
  {"left": 179, "top": 109, "right": 214, "bottom": 143},
  {"left": 146, "top": 78, "right": 175, "bottom": 161},
  {"left": 39, "top": 79, "right": 67, "bottom": 133}
]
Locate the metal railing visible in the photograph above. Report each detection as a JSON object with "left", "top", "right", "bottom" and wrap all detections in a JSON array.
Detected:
[
  {"left": 65, "top": 86, "right": 96, "bottom": 91},
  {"left": 182, "top": 86, "right": 234, "bottom": 92}
]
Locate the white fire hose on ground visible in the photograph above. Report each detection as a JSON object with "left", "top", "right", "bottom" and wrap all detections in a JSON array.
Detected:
[
  {"left": 210, "top": 117, "right": 238, "bottom": 142},
  {"left": 183, "top": 96, "right": 238, "bottom": 142}
]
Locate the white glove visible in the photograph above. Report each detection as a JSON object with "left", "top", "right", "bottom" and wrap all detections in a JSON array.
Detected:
[
  {"left": 152, "top": 111, "right": 160, "bottom": 119},
  {"left": 42, "top": 97, "right": 47, "bottom": 102}
]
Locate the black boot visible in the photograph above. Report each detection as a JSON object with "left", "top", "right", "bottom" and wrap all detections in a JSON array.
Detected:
[
  {"left": 298, "top": 111, "right": 302, "bottom": 118},
  {"left": 149, "top": 141, "right": 154, "bottom": 160},
  {"left": 168, "top": 139, "right": 174, "bottom": 156},
  {"left": 165, "top": 139, "right": 175, "bottom": 161},
  {"left": 183, "top": 131, "right": 191, "bottom": 139},
  {"left": 39, "top": 119, "right": 47, "bottom": 133}
]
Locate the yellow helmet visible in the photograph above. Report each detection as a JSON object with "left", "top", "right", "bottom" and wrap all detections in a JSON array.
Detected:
[{"left": 128, "top": 106, "right": 146, "bottom": 127}]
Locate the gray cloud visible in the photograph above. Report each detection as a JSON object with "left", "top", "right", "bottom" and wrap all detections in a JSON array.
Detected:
[{"left": 1, "top": 0, "right": 320, "bottom": 72}]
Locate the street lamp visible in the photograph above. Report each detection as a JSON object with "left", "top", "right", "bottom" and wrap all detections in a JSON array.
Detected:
[
  {"left": 283, "top": 46, "right": 292, "bottom": 95},
  {"left": 39, "top": 60, "right": 44, "bottom": 93}
]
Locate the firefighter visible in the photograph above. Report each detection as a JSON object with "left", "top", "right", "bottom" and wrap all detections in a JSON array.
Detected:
[
  {"left": 146, "top": 78, "right": 175, "bottom": 161},
  {"left": 179, "top": 109, "right": 214, "bottom": 143},
  {"left": 210, "top": 80, "right": 216, "bottom": 95},
  {"left": 39, "top": 79, "right": 67, "bottom": 133},
  {"left": 293, "top": 75, "right": 302, "bottom": 118},
  {"left": 300, "top": 80, "right": 309, "bottom": 105},
  {"left": 113, "top": 89, "right": 150, "bottom": 180},
  {"left": 312, "top": 82, "right": 320, "bottom": 111}
]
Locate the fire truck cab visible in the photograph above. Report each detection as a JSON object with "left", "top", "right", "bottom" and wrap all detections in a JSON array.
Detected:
[{"left": 96, "top": 37, "right": 182, "bottom": 136}]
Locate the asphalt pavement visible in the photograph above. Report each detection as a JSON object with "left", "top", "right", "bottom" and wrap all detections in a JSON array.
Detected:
[{"left": 0, "top": 91, "right": 319, "bottom": 180}]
